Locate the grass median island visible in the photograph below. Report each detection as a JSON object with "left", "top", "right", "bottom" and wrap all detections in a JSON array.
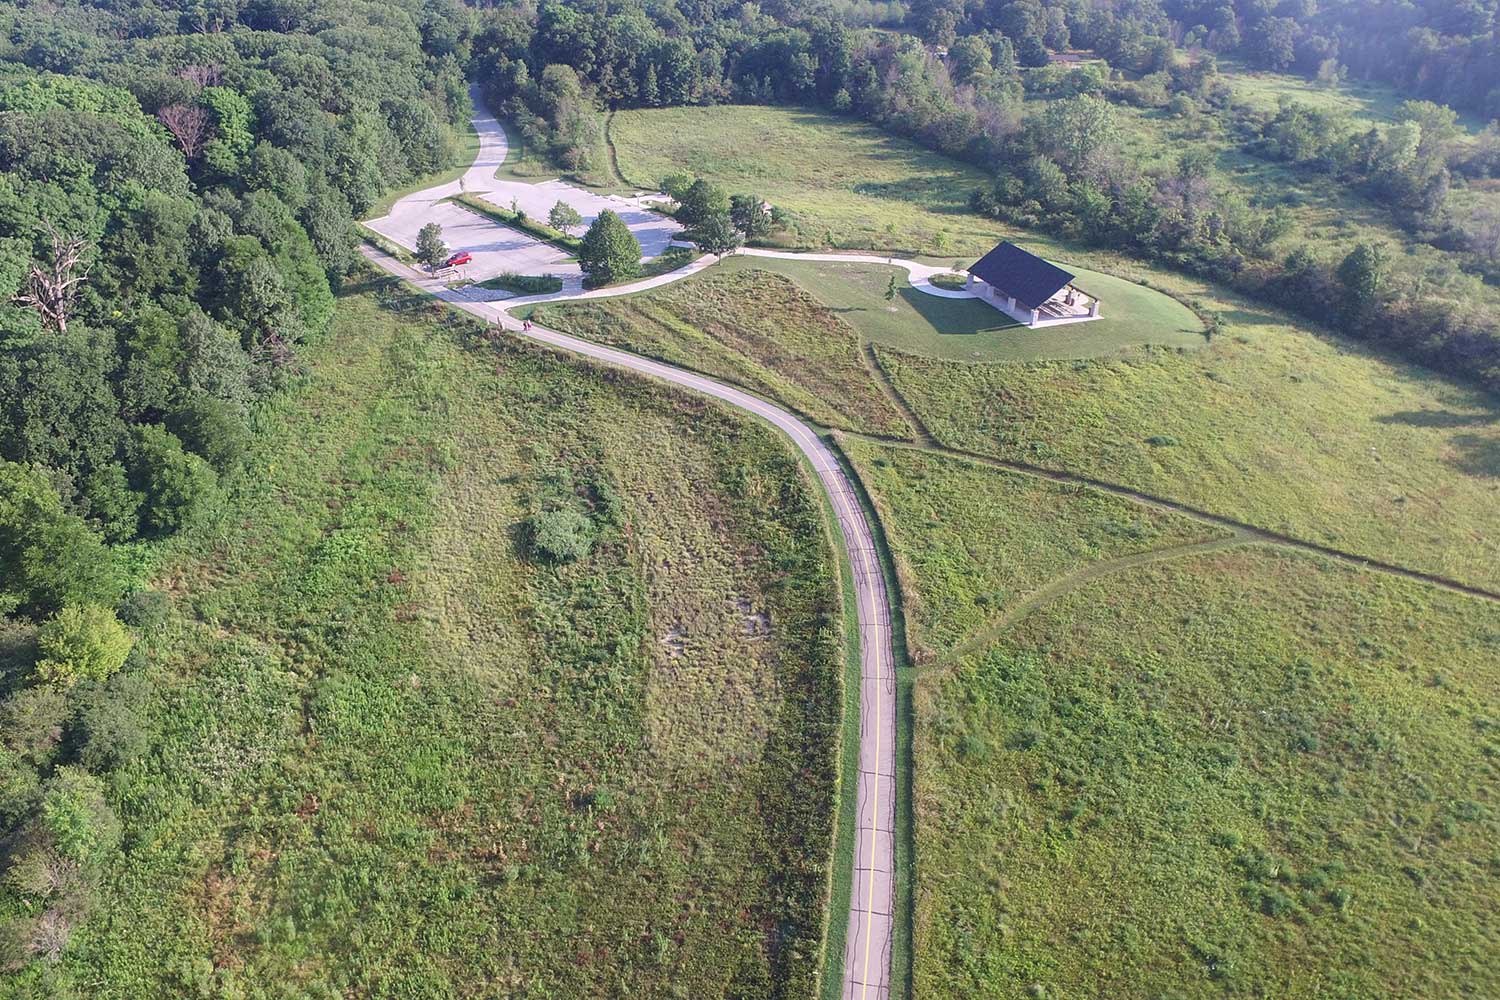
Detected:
[
  {"left": 840, "top": 439, "right": 1227, "bottom": 659},
  {"left": 27, "top": 272, "right": 844, "bottom": 997},
  {"left": 476, "top": 271, "right": 563, "bottom": 294},
  {"left": 915, "top": 546, "right": 1500, "bottom": 1000},
  {"left": 534, "top": 267, "right": 913, "bottom": 436},
  {"left": 448, "top": 192, "right": 582, "bottom": 253},
  {"left": 877, "top": 331, "right": 1500, "bottom": 592}
]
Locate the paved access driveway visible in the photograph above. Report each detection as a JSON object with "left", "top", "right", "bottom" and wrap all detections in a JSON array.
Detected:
[{"left": 365, "top": 85, "right": 678, "bottom": 272}]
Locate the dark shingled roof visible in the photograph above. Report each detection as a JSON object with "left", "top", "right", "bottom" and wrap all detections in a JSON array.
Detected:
[{"left": 968, "top": 242, "right": 1075, "bottom": 310}]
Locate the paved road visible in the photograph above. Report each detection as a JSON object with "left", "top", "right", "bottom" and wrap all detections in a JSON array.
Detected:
[{"left": 360, "top": 86, "right": 900, "bottom": 1000}]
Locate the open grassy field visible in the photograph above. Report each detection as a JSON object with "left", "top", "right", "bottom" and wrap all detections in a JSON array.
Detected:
[
  {"left": 722, "top": 256, "right": 1204, "bottom": 364},
  {"left": 915, "top": 545, "right": 1500, "bottom": 1000},
  {"left": 1215, "top": 58, "right": 1491, "bottom": 131},
  {"left": 1, "top": 273, "right": 845, "bottom": 998},
  {"left": 533, "top": 268, "right": 912, "bottom": 436},
  {"left": 840, "top": 438, "right": 1228, "bottom": 659},
  {"left": 611, "top": 105, "right": 1007, "bottom": 257},
  {"left": 877, "top": 330, "right": 1500, "bottom": 592}
]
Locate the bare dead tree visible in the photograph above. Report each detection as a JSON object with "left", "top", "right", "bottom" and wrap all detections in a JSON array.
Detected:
[
  {"left": 157, "top": 103, "right": 212, "bottom": 159},
  {"left": 11, "top": 222, "right": 92, "bottom": 335},
  {"left": 178, "top": 62, "right": 223, "bottom": 88}
]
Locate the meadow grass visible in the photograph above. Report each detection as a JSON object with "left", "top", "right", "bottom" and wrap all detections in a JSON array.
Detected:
[
  {"left": 840, "top": 438, "right": 1227, "bottom": 660},
  {"left": 877, "top": 331, "right": 1500, "bottom": 591},
  {"left": 8, "top": 273, "right": 845, "bottom": 998},
  {"left": 1215, "top": 58, "right": 1491, "bottom": 130},
  {"left": 611, "top": 105, "right": 1008, "bottom": 257},
  {"left": 914, "top": 545, "right": 1500, "bottom": 1000},
  {"left": 721, "top": 255, "right": 1204, "bottom": 364},
  {"left": 613, "top": 100, "right": 1500, "bottom": 323},
  {"left": 533, "top": 268, "right": 914, "bottom": 436}
]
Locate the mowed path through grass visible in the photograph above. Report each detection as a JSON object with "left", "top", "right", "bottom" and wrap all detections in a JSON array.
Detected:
[
  {"left": 879, "top": 335, "right": 1500, "bottom": 592},
  {"left": 64, "top": 273, "right": 843, "bottom": 998}
]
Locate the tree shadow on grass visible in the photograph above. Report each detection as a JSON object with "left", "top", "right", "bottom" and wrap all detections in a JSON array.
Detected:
[
  {"left": 1451, "top": 434, "right": 1500, "bottom": 478},
  {"left": 1375, "top": 409, "right": 1498, "bottom": 430},
  {"left": 1221, "top": 307, "right": 1284, "bottom": 327},
  {"left": 1373, "top": 409, "right": 1500, "bottom": 478},
  {"left": 899, "top": 287, "right": 1019, "bottom": 337}
]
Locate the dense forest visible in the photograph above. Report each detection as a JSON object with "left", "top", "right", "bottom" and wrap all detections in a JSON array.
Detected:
[{"left": 0, "top": 0, "right": 467, "bottom": 972}]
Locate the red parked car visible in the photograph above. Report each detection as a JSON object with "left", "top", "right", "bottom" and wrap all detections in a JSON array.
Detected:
[{"left": 444, "top": 251, "right": 472, "bottom": 267}]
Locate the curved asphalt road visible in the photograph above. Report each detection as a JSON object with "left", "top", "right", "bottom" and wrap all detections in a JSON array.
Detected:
[{"left": 360, "top": 91, "right": 898, "bottom": 1000}]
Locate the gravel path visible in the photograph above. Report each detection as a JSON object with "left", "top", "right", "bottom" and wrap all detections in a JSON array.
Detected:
[{"left": 357, "top": 90, "right": 903, "bottom": 1000}]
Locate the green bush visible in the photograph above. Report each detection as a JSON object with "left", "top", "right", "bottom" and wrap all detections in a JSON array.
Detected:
[
  {"left": 40, "top": 767, "right": 120, "bottom": 864},
  {"left": 0, "top": 748, "right": 40, "bottom": 827},
  {"left": 128, "top": 424, "right": 218, "bottom": 536},
  {"left": 0, "top": 462, "right": 122, "bottom": 615},
  {"left": 170, "top": 392, "right": 251, "bottom": 473},
  {"left": 527, "top": 508, "right": 594, "bottom": 563},
  {"left": 74, "top": 673, "right": 152, "bottom": 771},
  {"left": 0, "top": 686, "right": 68, "bottom": 766},
  {"left": 33, "top": 604, "right": 134, "bottom": 689}
]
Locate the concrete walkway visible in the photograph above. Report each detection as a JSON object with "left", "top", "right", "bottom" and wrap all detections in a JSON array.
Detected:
[
  {"left": 357, "top": 88, "right": 901, "bottom": 1000},
  {"left": 740, "top": 247, "right": 975, "bottom": 299}
]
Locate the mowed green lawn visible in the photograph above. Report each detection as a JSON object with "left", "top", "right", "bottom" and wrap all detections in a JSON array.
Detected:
[
  {"left": 533, "top": 267, "right": 912, "bottom": 435},
  {"left": 916, "top": 546, "right": 1500, "bottom": 1000},
  {"left": 722, "top": 255, "right": 1204, "bottom": 363},
  {"left": 24, "top": 274, "right": 843, "bottom": 998}
]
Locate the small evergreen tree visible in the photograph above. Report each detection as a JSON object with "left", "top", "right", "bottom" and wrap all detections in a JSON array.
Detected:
[
  {"left": 1336, "top": 241, "right": 1388, "bottom": 326},
  {"left": 577, "top": 210, "right": 643, "bottom": 288}
]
